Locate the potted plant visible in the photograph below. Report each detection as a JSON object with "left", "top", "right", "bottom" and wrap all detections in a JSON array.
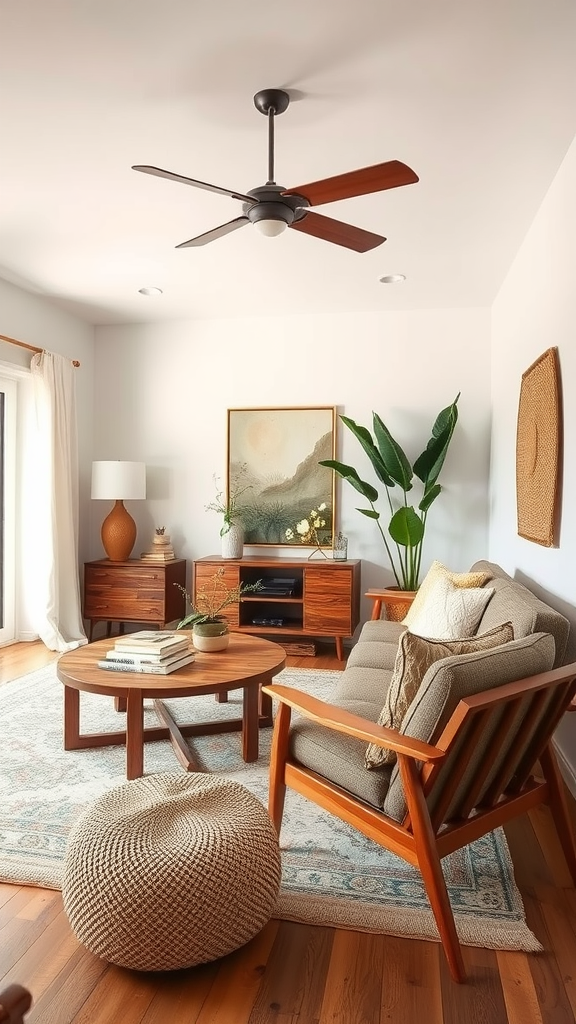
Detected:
[
  {"left": 319, "top": 395, "right": 460, "bottom": 595},
  {"left": 205, "top": 464, "right": 253, "bottom": 559},
  {"left": 175, "top": 569, "right": 262, "bottom": 651}
]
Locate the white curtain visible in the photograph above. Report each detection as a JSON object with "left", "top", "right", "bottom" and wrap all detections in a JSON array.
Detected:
[{"left": 30, "top": 351, "right": 87, "bottom": 651}]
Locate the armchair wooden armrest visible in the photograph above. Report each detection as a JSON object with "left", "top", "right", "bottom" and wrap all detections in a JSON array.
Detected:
[{"left": 262, "top": 683, "right": 444, "bottom": 764}]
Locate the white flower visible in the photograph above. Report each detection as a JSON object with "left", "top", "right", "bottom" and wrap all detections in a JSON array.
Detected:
[
  {"left": 285, "top": 528, "right": 294, "bottom": 540},
  {"left": 318, "top": 502, "right": 327, "bottom": 511},
  {"left": 296, "top": 519, "right": 310, "bottom": 536}
]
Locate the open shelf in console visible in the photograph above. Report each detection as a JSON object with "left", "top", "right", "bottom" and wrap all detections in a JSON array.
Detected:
[{"left": 193, "top": 555, "right": 361, "bottom": 661}]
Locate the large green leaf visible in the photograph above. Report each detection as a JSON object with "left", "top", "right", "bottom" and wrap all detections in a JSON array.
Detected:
[
  {"left": 419, "top": 482, "right": 441, "bottom": 512},
  {"left": 339, "top": 416, "right": 394, "bottom": 487},
  {"left": 372, "top": 413, "right": 413, "bottom": 492},
  {"left": 413, "top": 395, "right": 459, "bottom": 486},
  {"left": 319, "top": 460, "right": 379, "bottom": 503},
  {"left": 388, "top": 506, "right": 424, "bottom": 548}
]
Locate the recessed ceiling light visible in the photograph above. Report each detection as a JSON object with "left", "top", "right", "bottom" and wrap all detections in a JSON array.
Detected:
[
  {"left": 379, "top": 274, "right": 406, "bottom": 285},
  {"left": 138, "top": 286, "right": 163, "bottom": 296}
]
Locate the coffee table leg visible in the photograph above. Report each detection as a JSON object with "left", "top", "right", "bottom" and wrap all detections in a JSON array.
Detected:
[
  {"left": 63, "top": 685, "right": 80, "bottom": 749},
  {"left": 126, "top": 688, "right": 144, "bottom": 779},
  {"left": 242, "top": 684, "right": 260, "bottom": 762}
]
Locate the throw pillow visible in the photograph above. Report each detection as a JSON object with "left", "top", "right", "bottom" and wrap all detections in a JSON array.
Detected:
[
  {"left": 406, "top": 575, "right": 495, "bottom": 641},
  {"left": 402, "top": 560, "right": 492, "bottom": 627},
  {"left": 364, "top": 621, "right": 514, "bottom": 769}
]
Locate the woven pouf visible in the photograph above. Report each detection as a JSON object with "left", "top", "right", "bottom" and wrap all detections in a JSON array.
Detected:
[{"left": 61, "top": 773, "right": 281, "bottom": 971}]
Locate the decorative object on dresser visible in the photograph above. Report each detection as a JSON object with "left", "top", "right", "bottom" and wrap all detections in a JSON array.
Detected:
[
  {"left": 176, "top": 568, "right": 263, "bottom": 652},
  {"left": 332, "top": 531, "right": 348, "bottom": 561},
  {"left": 83, "top": 558, "right": 186, "bottom": 642},
  {"left": 91, "top": 460, "right": 146, "bottom": 561},
  {"left": 227, "top": 407, "right": 336, "bottom": 547},
  {"left": 285, "top": 503, "right": 330, "bottom": 558},
  {"left": 320, "top": 395, "right": 459, "bottom": 591},
  {"left": 516, "top": 347, "right": 561, "bottom": 547},
  {"left": 141, "top": 526, "right": 176, "bottom": 561},
  {"left": 193, "top": 555, "right": 360, "bottom": 661},
  {"left": 205, "top": 465, "right": 252, "bottom": 559}
]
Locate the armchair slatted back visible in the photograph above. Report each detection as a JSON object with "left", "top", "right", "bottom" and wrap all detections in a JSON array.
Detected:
[{"left": 419, "top": 666, "right": 576, "bottom": 835}]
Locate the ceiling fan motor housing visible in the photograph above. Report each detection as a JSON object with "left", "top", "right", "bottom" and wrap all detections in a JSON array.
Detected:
[{"left": 243, "top": 184, "right": 309, "bottom": 228}]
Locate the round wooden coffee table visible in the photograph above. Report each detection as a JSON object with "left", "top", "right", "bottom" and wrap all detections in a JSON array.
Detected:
[{"left": 57, "top": 633, "right": 286, "bottom": 779}]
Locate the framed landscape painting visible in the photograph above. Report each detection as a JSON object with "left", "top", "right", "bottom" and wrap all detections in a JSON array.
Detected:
[{"left": 227, "top": 406, "right": 336, "bottom": 547}]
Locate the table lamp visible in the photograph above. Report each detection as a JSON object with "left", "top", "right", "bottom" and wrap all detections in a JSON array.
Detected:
[{"left": 91, "top": 461, "right": 146, "bottom": 561}]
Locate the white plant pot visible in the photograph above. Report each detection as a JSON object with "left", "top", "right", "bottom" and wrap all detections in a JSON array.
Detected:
[{"left": 221, "top": 521, "right": 244, "bottom": 560}]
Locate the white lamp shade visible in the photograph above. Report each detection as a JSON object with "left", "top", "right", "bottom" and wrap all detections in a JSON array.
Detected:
[{"left": 91, "top": 461, "right": 146, "bottom": 500}]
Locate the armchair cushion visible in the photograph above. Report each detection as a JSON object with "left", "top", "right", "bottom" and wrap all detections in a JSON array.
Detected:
[
  {"left": 289, "top": 698, "right": 393, "bottom": 809},
  {"left": 383, "top": 631, "right": 556, "bottom": 821},
  {"left": 364, "top": 621, "right": 515, "bottom": 769}
]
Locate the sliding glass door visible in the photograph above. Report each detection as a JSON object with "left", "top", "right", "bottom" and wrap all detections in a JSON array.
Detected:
[{"left": 0, "top": 375, "right": 16, "bottom": 645}]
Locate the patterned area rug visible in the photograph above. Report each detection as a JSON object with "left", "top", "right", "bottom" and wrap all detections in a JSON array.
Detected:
[{"left": 0, "top": 664, "right": 540, "bottom": 951}]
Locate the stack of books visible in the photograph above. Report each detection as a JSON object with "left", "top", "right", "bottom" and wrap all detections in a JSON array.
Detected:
[
  {"left": 140, "top": 532, "right": 176, "bottom": 562},
  {"left": 97, "top": 631, "right": 195, "bottom": 674}
]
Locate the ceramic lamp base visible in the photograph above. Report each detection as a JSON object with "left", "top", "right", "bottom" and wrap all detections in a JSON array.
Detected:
[{"left": 101, "top": 500, "right": 137, "bottom": 561}]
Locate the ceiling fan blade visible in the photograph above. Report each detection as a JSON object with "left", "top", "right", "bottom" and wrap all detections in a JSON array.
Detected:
[
  {"left": 283, "top": 160, "right": 418, "bottom": 207},
  {"left": 132, "top": 165, "right": 255, "bottom": 205},
  {"left": 289, "top": 211, "right": 385, "bottom": 252},
  {"left": 176, "top": 216, "right": 250, "bottom": 248}
]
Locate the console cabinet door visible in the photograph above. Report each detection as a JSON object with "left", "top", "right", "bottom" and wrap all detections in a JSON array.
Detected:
[
  {"left": 193, "top": 563, "right": 240, "bottom": 628},
  {"left": 303, "top": 567, "right": 353, "bottom": 634}
]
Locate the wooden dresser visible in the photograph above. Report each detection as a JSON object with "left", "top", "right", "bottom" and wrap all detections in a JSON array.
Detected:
[
  {"left": 83, "top": 558, "right": 186, "bottom": 641},
  {"left": 194, "top": 555, "right": 361, "bottom": 661}
]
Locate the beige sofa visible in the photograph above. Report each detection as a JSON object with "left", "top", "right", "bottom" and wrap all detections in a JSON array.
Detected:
[{"left": 289, "top": 560, "right": 571, "bottom": 822}]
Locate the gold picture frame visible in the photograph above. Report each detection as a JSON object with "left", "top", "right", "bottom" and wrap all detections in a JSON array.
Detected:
[
  {"left": 227, "top": 406, "right": 336, "bottom": 547},
  {"left": 516, "top": 347, "right": 561, "bottom": 546}
]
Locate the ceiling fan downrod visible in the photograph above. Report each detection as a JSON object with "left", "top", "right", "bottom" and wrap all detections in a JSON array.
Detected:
[{"left": 253, "top": 88, "right": 290, "bottom": 186}]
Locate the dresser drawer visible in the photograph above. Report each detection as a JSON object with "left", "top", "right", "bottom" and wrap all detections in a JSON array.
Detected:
[
  {"left": 85, "top": 566, "right": 165, "bottom": 590},
  {"left": 83, "top": 558, "right": 187, "bottom": 638}
]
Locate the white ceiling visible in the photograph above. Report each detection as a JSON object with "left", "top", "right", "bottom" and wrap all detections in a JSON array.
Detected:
[{"left": 1, "top": 0, "right": 575, "bottom": 326}]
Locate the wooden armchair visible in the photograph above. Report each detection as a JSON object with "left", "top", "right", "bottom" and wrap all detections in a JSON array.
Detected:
[
  {"left": 0, "top": 987, "right": 32, "bottom": 1024},
  {"left": 263, "top": 660, "right": 576, "bottom": 983}
]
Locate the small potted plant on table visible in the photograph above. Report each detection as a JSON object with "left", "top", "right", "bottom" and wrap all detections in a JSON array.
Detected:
[{"left": 176, "top": 569, "right": 262, "bottom": 652}]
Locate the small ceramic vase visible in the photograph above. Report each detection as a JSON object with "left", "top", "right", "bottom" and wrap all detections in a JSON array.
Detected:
[{"left": 221, "top": 521, "right": 244, "bottom": 560}]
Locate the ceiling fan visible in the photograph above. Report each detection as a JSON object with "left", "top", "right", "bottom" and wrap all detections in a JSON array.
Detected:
[{"left": 132, "top": 89, "right": 419, "bottom": 253}]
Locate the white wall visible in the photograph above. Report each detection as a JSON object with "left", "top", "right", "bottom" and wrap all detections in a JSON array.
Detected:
[
  {"left": 0, "top": 277, "right": 95, "bottom": 636},
  {"left": 93, "top": 307, "right": 491, "bottom": 626},
  {"left": 490, "top": 134, "right": 576, "bottom": 789}
]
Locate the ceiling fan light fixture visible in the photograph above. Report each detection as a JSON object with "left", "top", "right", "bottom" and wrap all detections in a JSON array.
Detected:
[
  {"left": 379, "top": 274, "right": 406, "bottom": 284},
  {"left": 254, "top": 218, "right": 288, "bottom": 237}
]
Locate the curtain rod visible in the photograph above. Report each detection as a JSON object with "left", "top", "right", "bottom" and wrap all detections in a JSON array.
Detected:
[{"left": 0, "top": 333, "right": 80, "bottom": 367}]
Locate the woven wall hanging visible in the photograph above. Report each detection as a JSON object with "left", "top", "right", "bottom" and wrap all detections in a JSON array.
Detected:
[{"left": 516, "top": 347, "right": 561, "bottom": 546}]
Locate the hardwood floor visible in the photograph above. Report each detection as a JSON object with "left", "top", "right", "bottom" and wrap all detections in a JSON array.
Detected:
[{"left": 2, "top": 639, "right": 576, "bottom": 1023}]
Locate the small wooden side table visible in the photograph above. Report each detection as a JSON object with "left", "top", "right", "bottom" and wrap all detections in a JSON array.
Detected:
[
  {"left": 83, "top": 558, "right": 186, "bottom": 641},
  {"left": 365, "top": 588, "right": 416, "bottom": 622}
]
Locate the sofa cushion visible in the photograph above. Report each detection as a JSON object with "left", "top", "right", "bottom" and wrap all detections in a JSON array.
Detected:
[
  {"left": 407, "top": 575, "right": 495, "bottom": 640},
  {"left": 289, "top": 699, "right": 392, "bottom": 809},
  {"left": 403, "top": 560, "right": 493, "bottom": 628},
  {"left": 471, "top": 560, "right": 570, "bottom": 668},
  {"left": 383, "top": 631, "right": 556, "bottom": 822},
  {"left": 364, "top": 621, "right": 515, "bottom": 769}
]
